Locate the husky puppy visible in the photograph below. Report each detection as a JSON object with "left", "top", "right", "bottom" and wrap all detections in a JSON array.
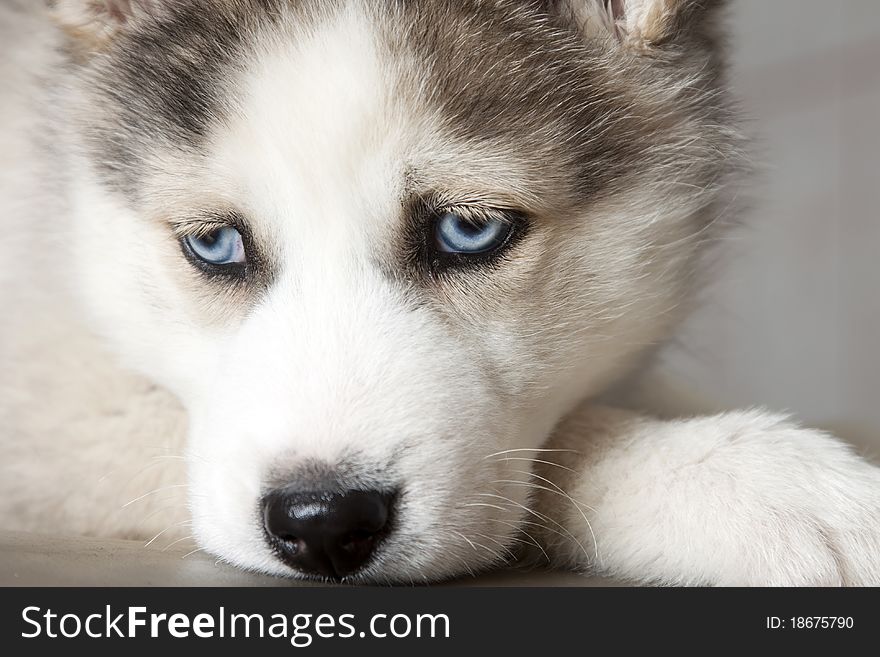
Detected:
[{"left": 1, "top": 0, "right": 878, "bottom": 585}]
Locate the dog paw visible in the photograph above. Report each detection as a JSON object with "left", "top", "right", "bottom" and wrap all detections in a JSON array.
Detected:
[
  {"left": 717, "top": 513, "right": 880, "bottom": 586},
  {"left": 549, "top": 409, "right": 880, "bottom": 587},
  {"left": 694, "top": 419, "right": 880, "bottom": 587},
  {"left": 699, "top": 426, "right": 880, "bottom": 586}
]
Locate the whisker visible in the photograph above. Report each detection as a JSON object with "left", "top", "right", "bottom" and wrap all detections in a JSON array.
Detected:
[
  {"left": 181, "top": 547, "right": 206, "bottom": 560},
  {"left": 491, "top": 516, "right": 582, "bottom": 554},
  {"left": 509, "top": 469, "right": 597, "bottom": 513},
  {"left": 485, "top": 520, "right": 550, "bottom": 564},
  {"left": 473, "top": 533, "right": 518, "bottom": 561},
  {"left": 496, "top": 474, "right": 600, "bottom": 563},
  {"left": 444, "top": 533, "right": 480, "bottom": 577},
  {"left": 143, "top": 519, "right": 193, "bottom": 548},
  {"left": 135, "top": 503, "right": 188, "bottom": 529},
  {"left": 145, "top": 446, "right": 212, "bottom": 466},
  {"left": 467, "top": 539, "right": 501, "bottom": 560},
  {"left": 458, "top": 501, "right": 510, "bottom": 513},
  {"left": 491, "top": 478, "right": 596, "bottom": 515},
  {"left": 98, "top": 458, "right": 165, "bottom": 485},
  {"left": 451, "top": 530, "right": 479, "bottom": 553},
  {"left": 489, "top": 457, "right": 578, "bottom": 474},
  {"left": 483, "top": 447, "right": 581, "bottom": 460},
  {"left": 121, "top": 484, "right": 190, "bottom": 509},
  {"left": 501, "top": 535, "right": 550, "bottom": 565},
  {"left": 161, "top": 534, "right": 197, "bottom": 552},
  {"left": 477, "top": 492, "right": 589, "bottom": 563},
  {"left": 454, "top": 556, "right": 478, "bottom": 579}
]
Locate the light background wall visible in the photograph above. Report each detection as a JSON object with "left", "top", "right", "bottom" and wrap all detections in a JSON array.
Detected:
[{"left": 636, "top": 0, "right": 880, "bottom": 458}]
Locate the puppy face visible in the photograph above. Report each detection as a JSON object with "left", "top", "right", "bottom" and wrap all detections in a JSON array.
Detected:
[{"left": 55, "top": 0, "right": 736, "bottom": 581}]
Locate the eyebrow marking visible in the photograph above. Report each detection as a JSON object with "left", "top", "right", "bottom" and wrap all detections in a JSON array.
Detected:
[{"left": 168, "top": 210, "right": 247, "bottom": 240}]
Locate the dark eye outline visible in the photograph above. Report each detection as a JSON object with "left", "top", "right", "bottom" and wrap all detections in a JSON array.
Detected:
[
  {"left": 178, "top": 214, "right": 254, "bottom": 280},
  {"left": 410, "top": 199, "right": 529, "bottom": 274}
]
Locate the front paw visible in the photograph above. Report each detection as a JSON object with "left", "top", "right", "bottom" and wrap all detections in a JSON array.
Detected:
[
  {"left": 699, "top": 419, "right": 880, "bottom": 586},
  {"left": 721, "top": 511, "right": 880, "bottom": 586},
  {"left": 546, "top": 409, "right": 880, "bottom": 587}
]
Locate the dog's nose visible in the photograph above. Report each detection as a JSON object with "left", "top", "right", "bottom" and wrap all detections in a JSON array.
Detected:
[{"left": 261, "top": 488, "right": 394, "bottom": 580}]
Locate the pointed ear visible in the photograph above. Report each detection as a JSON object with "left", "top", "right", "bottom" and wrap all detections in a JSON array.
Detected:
[
  {"left": 560, "top": 0, "right": 726, "bottom": 50},
  {"left": 50, "top": 0, "right": 165, "bottom": 49}
]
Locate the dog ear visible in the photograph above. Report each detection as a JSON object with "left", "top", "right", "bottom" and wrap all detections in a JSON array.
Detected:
[
  {"left": 51, "top": 0, "right": 167, "bottom": 49},
  {"left": 559, "top": 0, "right": 726, "bottom": 50}
]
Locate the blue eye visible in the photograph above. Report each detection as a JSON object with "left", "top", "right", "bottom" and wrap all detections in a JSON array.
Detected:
[
  {"left": 434, "top": 211, "right": 513, "bottom": 255},
  {"left": 184, "top": 226, "right": 246, "bottom": 267}
]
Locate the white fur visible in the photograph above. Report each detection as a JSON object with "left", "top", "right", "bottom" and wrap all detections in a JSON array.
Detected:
[
  {"left": 542, "top": 407, "right": 880, "bottom": 585},
  {"left": 1, "top": 0, "right": 878, "bottom": 586}
]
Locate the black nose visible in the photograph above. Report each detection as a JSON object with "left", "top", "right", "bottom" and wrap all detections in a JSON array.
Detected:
[{"left": 261, "top": 488, "right": 394, "bottom": 580}]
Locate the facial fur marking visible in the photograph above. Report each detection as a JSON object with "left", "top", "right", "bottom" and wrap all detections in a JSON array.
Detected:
[{"left": 70, "top": 1, "right": 288, "bottom": 200}]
